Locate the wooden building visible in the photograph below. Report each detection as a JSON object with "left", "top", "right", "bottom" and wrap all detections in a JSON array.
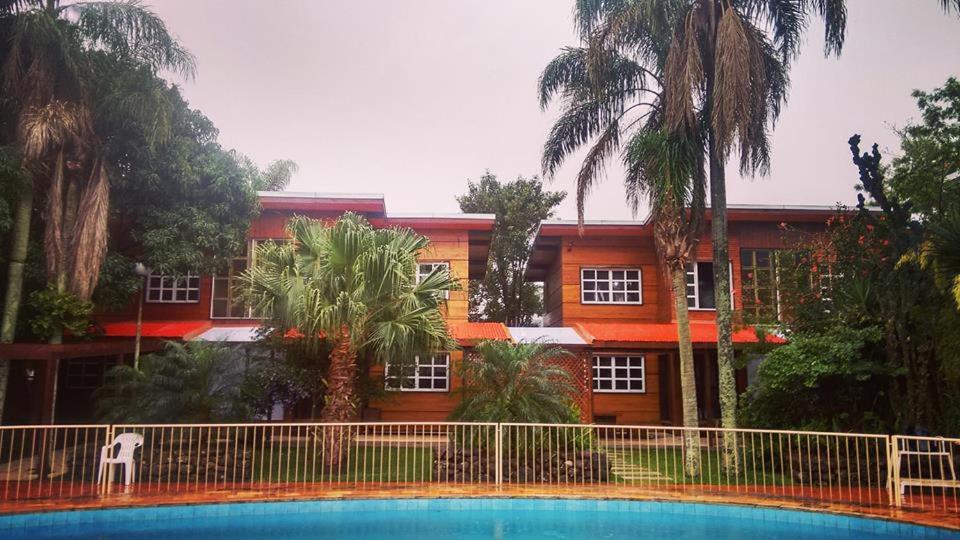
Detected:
[{"left": 0, "top": 193, "right": 834, "bottom": 426}]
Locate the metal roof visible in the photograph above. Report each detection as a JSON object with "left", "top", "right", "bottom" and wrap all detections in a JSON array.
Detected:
[{"left": 507, "top": 326, "right": 588, "bottom": 346}]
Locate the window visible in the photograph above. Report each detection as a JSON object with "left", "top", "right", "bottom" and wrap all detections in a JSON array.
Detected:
[
  {"left": 592, "top": 355, "right": 645, "bottom": 393},
  {"left": 581, "top": 268, "right": 642, "bottom": 304},
  {"left": 741, "top": 249, "right": 780, "bottom": 323},
  {"left": 685, "top": 261, "right": 736, "bottom": 310},
  {"left": 211, "top": 242, "right": 251, "bottom": 318},
  {"left": 146, "top": 274, "right": 200, "bottom": 303},
  {"left": 685, "top": 262, "right": 716, "bottom": 309},
  {"left": 416, "top": 261, "right": 450, "bottom": 299},
  {"left": 385, "top": 354, "right": 450, "bottom": 392},
  {"left": 65, "top": 359, "right": 107, "bottom": 390},
  {"left": 211, "top": 238, "right": 285, "bottom": 319}
]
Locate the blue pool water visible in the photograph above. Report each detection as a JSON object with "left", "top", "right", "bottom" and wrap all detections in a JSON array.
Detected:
[{"left": 0, "top": 498, "right": 956, "bottom": 539}]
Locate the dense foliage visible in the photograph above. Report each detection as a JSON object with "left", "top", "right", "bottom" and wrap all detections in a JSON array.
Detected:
[
  {"left": 96, "top": 341, "right": 264, "bottom": 423},
  {"left": 450, "top": 340, "right": 578, "bottom": 423},
  {"left": 744, "top": 80, "right": 960, "bottom": 434},
  {"left": 456, "top": 173, "right": 565, "bottom": 325}
]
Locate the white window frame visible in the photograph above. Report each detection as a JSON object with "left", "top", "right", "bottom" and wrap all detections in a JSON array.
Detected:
[
  {"left": 580, "top": 267, "right": 643, "bottom": 305},
  {"left": 416, "top": 261, "right": 450, "bottom": 299},
  {"left": 592, "top": 354, "right": 646, "bottom": 393},
  {"left": 146, "top": 273, "right": 201, "bottom": 304},
  {"left": 685, "top": 261, "right": 735, "bottom": 311},
  {"left": 385, "top": 353, "right": 450, "bottom": 392}
]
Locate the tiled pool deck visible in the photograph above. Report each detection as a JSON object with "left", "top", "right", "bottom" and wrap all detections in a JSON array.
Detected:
[{"left": 0, "top": 483, "right": 957, "bottom": 531}]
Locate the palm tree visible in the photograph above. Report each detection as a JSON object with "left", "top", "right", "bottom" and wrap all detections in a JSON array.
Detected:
[
  {"left": 241, "top": 213, "right": 456, "bottom": 462},
  {"left": 450, "top": 340, "right": 577, "bottom": 423},
  {"left": 0, "top": 0, "right": 194, "bottom": 341},
  {"left": 541, "top": 0, "right": 847, "bottom": 471},
  {"left": 0, "top": 0, "right": 193, "bottom": 422},
  {"left": 625, "top": 127, "right": 707, "bottom": 475},
  {"left": 538, "top": 2, "right": 707, "bottom": 473},
  {"left": 96, "top": 341, "right": 259, "bottom": 423}
]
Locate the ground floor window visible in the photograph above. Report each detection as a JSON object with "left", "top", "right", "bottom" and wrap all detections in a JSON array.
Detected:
[
  {"left": 592, "top": 354, "right": 645, "bottom": 393},
  {"left": 385, "top": 353, "right": 450, "bottom": 392},
  {"left": 64, "top": 358, "right": 108, "bottom": 390}
]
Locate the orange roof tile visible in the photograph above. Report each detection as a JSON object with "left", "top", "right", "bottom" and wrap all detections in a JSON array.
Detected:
[
  {"left": 575, "top": 322, "right": 785, "bottom": 345},
  {"left": 448, "top": 322, "right": 511, "bottom": 345}
]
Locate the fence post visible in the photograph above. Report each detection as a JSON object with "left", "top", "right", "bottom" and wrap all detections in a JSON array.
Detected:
[
  {"left": 889, "top": 435, "right": 900, "bottom": 507},
  {"left": 99, "top": 424, "right": 115, "bottom": 494},
  {"left": 495, "top": 423, "right": 502, "bottom": 487}
]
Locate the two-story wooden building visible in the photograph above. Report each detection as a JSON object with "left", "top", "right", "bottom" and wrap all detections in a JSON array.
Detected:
[{"left": 0, "top": 193, "right": 832, "bottom": 427}]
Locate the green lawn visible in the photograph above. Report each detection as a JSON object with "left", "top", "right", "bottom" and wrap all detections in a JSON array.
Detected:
[
  {"left": 610, "top": 446, "right": 794, "bottom": 486},
  {"left": 250, "top": 446, "right": 436, "bottom": 483}
]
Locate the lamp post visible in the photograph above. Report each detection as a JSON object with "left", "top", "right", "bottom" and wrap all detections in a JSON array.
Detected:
[{"left": 133, "top": 262, "right": 151, "bottom": 370}]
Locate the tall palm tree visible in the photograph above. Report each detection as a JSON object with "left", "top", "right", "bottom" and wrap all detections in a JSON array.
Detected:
[
  {"left": 541, "top": 0, "right": 847, "bottom": 471},
  {"left": 450, "top": 340, "right": 577, "bottom": 423},
  {"left": 625, "top": 126, "right": 707, "bottom": 475},
  {"left": 241, "top": 213, "right": 457, "bottom": 462},
  {"left": 0, "top": 0, "right": 193, "bottom": 422},
  {"left": 0, "top": 0, "right": 194, "bottom": 337},
  {"left": 539, "top": 1, "right": 708, "bottom": 474}
]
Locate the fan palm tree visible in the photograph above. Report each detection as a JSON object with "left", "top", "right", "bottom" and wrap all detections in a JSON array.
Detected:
[
  {"left": 0, "top": 0, "right": 194, "bottom": 342},
  {"left": 241, "top": 213, "right": 457, "bottom": 463},
  {"left": 450, "top": 340, "right": 578, "bottom": 423}
]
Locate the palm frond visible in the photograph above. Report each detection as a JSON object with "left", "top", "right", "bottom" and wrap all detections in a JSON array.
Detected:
[{"left": 67, "top": 0, "right": 196, "bottom": 77}]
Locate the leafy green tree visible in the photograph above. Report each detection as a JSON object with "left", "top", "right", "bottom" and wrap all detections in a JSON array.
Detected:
[
  {"left": 232, "top": 151, "right": 300, "bottom": 192},
  {"left": 96, "top": 341, "right": 262, "bottom": 423},
  {"left": 456, "top": 172, "right": 565, "bottom": 325},
  {"left": 450, "top": 340, "right": 577, "bottom": 423},
  {"left": 241, "top": 213, "right": 457, "bottom": 463},
  {"left": 745, "top": 126, "right": 960, "bottom": 434},
  {"left": 888, "top": 77, "right": 960, "bottom": 218},
  {"left": 0, "top": 0, "right": 195, "bottom": 345}
]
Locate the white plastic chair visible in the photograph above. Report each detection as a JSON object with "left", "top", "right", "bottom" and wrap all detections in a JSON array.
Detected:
[{"left": 97, "top": 433, "right": 143, "bottom": 486}]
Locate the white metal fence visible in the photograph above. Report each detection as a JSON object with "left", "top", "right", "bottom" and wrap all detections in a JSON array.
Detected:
[{"left": 0, "top": 423, "right": 956, "bottom": 514}]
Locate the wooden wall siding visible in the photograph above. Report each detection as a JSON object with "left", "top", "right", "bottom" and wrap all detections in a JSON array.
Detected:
[
  {"left": 590, "top": 353, "right": 661, "bottom": 425},
  {"left": 542, "top": 250, "right": 564, "bottom": 327},
  {"left": 100, "top": 223, "right": 472, "bottom": 325},
  {"left": 414, "top": 229, "right": 471, "bottom": 324},
  {"left": 368, "top": 350, "right": 464, "bottom": 422},
  {"left": 558, "top": 236, "right": 663, "bottom": 325}
]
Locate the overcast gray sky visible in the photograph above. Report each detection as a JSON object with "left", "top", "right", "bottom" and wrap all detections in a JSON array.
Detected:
[{"left": 149, "top": 0, "right": 960, "bottom": 220}]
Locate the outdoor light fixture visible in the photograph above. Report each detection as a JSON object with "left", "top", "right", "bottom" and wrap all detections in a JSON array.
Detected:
[
  {"left": 24, "top": 367, "right": 35, "bottom": 383},
  {"left": 133, "top": 262, "right": 152, "bottom": 370}
]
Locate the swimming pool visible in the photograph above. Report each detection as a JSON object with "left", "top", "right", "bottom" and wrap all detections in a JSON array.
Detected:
[{"left": 0, "top": 498, "right": 956, "bottom": 539}]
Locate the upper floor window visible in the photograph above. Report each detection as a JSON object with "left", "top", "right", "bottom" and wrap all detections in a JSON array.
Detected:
[
  {"left": 685, "top": 262, "right": 716, "bottom": 310},
  {"left": 146, "top": 274, "right": 200, "bottom": 303},
  {"left": 211, "top": 239, "right": 285, "bottom": 319},
  {"left": 592, "top": 355, "right": 645, "bottom": 393},
  {"left": 581, "top": 268, "right": 642, "bottom": 304},
  {"left": 416, "top": 261, "right": 450, "bottom": 299},
  {"left": 385, "top": 353, "right": 450, "bottom": 392},
  {"left": 741, "top": 249, "right": 780, "bottom": 323},
  {"left": 685, "top": 261, "right": 735, "bottom": 310}
]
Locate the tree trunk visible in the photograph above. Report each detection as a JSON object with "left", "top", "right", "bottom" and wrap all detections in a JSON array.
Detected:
[
  {"left": 671, "top": 267, "right": 701, "bottom": 477},
  {"left": 0, "top": 181, "right": 34, "bottom": 423},
  {"left": 319, "top": 327, "right": 359, "bottom": 468},
  {"left": 709, "top": 134, "right": 740, "bottom": 474}
]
